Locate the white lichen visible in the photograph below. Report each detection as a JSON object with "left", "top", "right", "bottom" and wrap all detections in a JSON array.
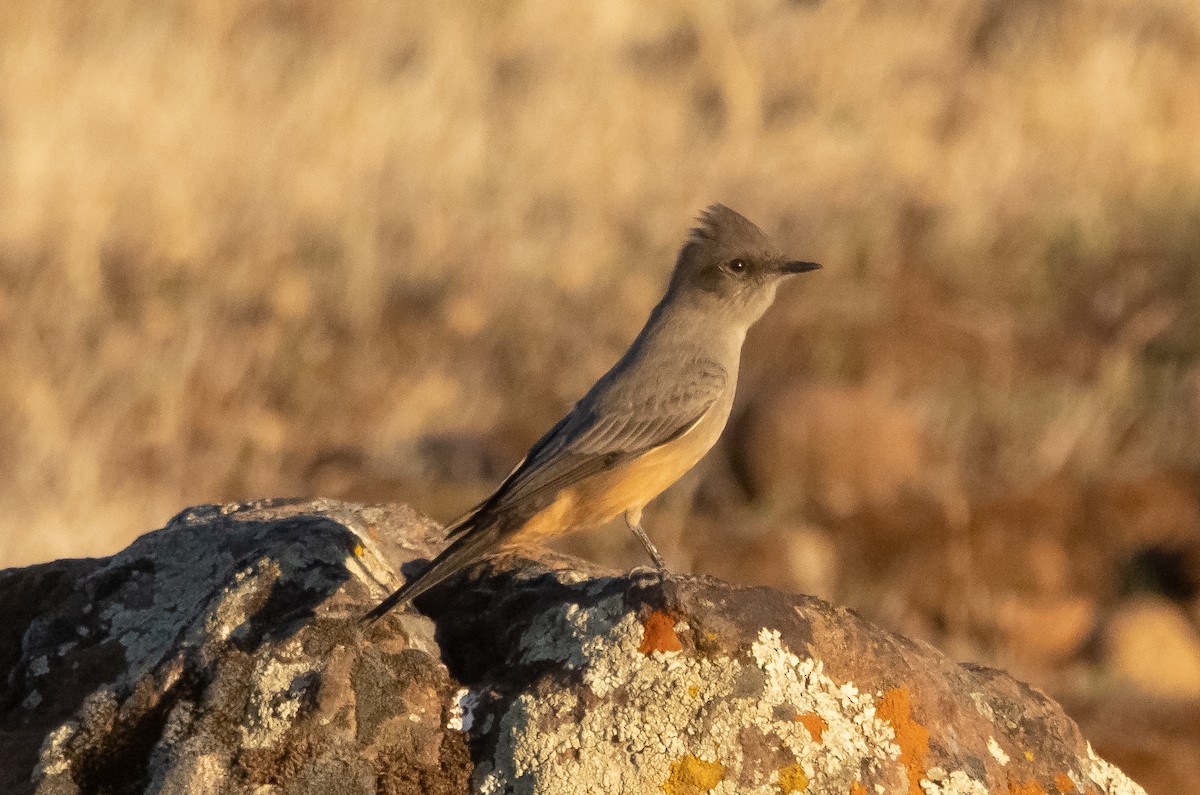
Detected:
[
  {"left": 476, "top": 598, "right": 902, "bottom": 794},
  {"left": 987, "top": 736, "right": 1009, "bottom": 766},
  {"left": 447, "top": 686, "right": 471, "bottom": 732},
  {"left": 920, "top": 766, "right": 988, "bottom": 795},
  {"left": 1087, "top": 742, "right": 1148, "bottom": 795},
  {"left": 239, "top": 643, "right": 317, "bottom": 749},
  {"left": 969, "top": 691, "right": 994, "bottom": 722},
  {"left": 34, "top": 723, "right": 77, "bottom": 778}
]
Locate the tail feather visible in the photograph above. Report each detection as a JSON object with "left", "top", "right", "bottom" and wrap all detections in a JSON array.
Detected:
[
  {"left": 441, "top": 501, "right": 486, "bottom": 544},
  {"left": 360, "top": 519, "right": 504, "bottom": 624}
]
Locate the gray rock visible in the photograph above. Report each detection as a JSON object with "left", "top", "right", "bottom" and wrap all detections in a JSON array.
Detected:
[{"left": 0, "top": 500, "right": 1145, "bottom": 795}]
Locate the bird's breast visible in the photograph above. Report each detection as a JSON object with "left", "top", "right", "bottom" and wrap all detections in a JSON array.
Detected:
[{"left": 512, "top": 399, "right": 732, "bottom": 543}]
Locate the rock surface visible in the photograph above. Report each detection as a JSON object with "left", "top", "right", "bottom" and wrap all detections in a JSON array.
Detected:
[{"left": 0, "top": 499, "right": 1145, "bottom": 795}]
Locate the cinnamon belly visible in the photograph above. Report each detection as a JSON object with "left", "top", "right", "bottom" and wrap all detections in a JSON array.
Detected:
[{"left": 507, "top": 405, "right": 726, "bottom": 545}]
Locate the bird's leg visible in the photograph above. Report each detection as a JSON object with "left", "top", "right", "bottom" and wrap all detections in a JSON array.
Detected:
[{"left": 624, "top": 508, "right": 667, "bottom": 571}]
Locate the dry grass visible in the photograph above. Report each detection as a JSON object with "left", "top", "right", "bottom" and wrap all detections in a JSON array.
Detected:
[
  {"left": 3, "top": 0, "right": 1196, "bottom": 558},
  {"left": 2, "top": 1, "right": 1200, "bottom": 782}
]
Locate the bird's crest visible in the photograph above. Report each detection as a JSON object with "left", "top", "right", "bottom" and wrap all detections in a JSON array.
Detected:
[
  {"left": 689, "top": 204, "right": 771, "bottom": 252},
  {"left": 696, "top": 205, "right": 768, "bottom": 252}
]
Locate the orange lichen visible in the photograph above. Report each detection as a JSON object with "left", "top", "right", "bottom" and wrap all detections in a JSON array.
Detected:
[
  {"left": 794, "top": 712, "right": 827, "bottom": 743},
  {"left": 877, "top": 688, "right": 929, "bottom": 795},
  {"left": 1008, "top": 781, "right": 1048, "bottom": 795},
  {"left": 777, "top": 763, "right": 809, "bottom": 793},
  {"left": 1025, "top": 751, "right": 1035, "bottom": 761},
  {"left": 849, "top": 783, "right": 869, "bottom": 795},
  {"left": 662, "top": 754, "right": 724, "bottom": 795},
  {"left": 352, "top": 543, "right": 365, "bottom": 558},
  {"left": 640, "top": 610, "right": 683, "bottom": 654},
  {"left": 1054, "top": 773, "right": 1077, "bottom": 793}
]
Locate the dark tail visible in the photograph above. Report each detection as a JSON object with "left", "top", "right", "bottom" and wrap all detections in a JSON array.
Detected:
[{"left": 360, "top": 519, "right": 504, "bottom": 624}]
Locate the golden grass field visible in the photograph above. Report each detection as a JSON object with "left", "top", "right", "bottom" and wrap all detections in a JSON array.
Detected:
[{"left": 3, "top": 0, "right": 1200, "bottom": 788}]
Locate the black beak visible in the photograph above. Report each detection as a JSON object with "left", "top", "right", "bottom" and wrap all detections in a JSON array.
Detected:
[{"left": 781, "top": 260, "right": 822, "bottom": 274}]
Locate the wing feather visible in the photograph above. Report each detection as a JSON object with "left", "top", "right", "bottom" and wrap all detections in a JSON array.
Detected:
[{"left": 478, "top": 358, "right": 728, "bottom": 518}]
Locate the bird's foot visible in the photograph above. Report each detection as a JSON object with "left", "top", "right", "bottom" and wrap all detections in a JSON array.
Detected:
[
  {"left": 628, "top": 564, "right": 679, "bottom": 591},
  {"left": 625, "top": 517, "right": 668, "bottom": 571}
]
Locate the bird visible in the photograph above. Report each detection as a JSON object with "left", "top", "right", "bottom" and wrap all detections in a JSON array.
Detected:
[{"left": 362, "top": 204, "right": 821, "bottom": 623}]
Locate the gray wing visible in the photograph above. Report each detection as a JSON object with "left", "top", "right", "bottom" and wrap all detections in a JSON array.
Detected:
[
  {"left": 370, "top": 359, "right": 727, "bottom": 622},
  {"left": 470, "top": 358, "right": 728, "bottom": 522}
]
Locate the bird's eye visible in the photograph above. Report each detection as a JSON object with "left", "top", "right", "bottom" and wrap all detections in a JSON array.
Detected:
[{"left": 727, "top": 259, "right": 747, "bottom": 273}]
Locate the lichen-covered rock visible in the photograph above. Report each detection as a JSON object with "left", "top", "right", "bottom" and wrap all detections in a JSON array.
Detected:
[
  {"left": 423, "top": 561, "right": 1146, "bottom": 795},
  {"left": 0, "top": 499, "right": 1145, "bottom": 795},
  {"left": 0, "top": 499, "right": 467, "bottom": 795}
]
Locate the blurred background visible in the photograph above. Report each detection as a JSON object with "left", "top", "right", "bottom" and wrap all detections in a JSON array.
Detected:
[{"left": 2, "top": 0, "right": 1199, "bottom": 788}]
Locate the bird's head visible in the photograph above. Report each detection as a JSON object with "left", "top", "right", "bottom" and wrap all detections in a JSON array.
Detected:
[{"left": 669, "top": 204, "right": 820, "bottom": 326}]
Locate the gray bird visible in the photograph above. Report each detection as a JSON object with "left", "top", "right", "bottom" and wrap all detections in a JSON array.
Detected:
[{"left": 363, "top": 204, "right": 820, "bottom": 622}]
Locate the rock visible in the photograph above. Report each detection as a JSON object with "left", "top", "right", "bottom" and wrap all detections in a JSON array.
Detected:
[
  {"left": 0, "top": 499, "right": 1145, "bottom": 795},
  {"left": 0, "top": 499, "right": 467, "bottom": 795},
  {"left": 1066, "top": 691, "right": 1200, "bottom": 795}
]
